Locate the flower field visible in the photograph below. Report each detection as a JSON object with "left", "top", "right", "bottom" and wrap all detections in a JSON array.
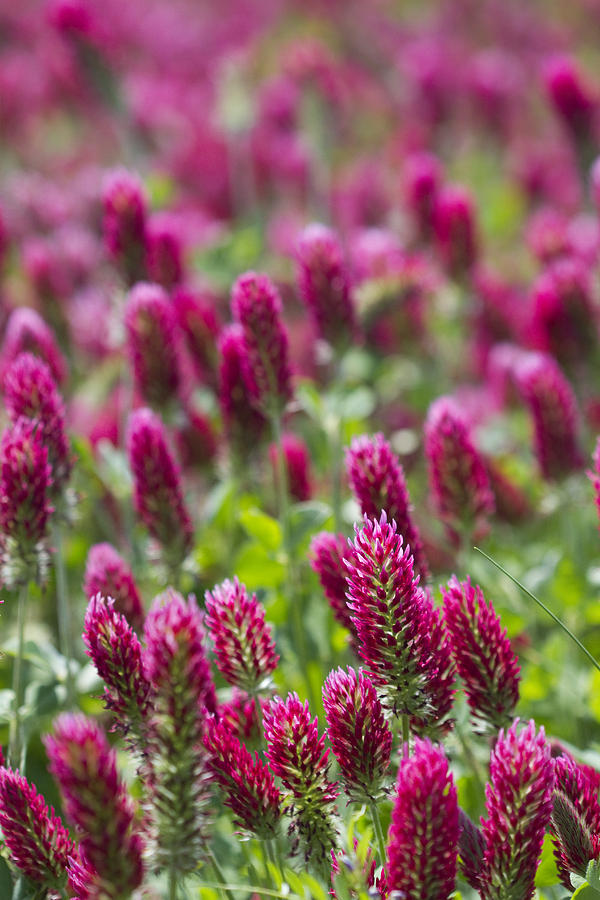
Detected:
[{"left": 2, "top": 0, "right": 600, "bottom": 897}]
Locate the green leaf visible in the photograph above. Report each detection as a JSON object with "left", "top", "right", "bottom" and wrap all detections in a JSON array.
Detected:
[
  {"left": 238, "top": 508, "right": 282, "bottom": 552},
  {"left": 234, "top": 543, "right": 285, "bottom": 590},
  {"left": 587, "top": 861, "right": 600, "bottom": 893},
  {"left": 536, "top": 834, "right": 560, "bottom": 887},
  {"left": 571, "top": 883, "right": 600, "bottom": 899},
  {"left": 288, "top": 502, "right": 332, "bottom": 550}
]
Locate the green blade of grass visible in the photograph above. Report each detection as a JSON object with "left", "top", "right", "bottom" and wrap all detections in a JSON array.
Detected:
[{"left": 473, "top": 547, "right": 600, "bottom": 675}]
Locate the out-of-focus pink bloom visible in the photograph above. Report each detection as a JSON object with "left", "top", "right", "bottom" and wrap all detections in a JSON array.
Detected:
[
  {"left": 124, "top": 282, "right": 182, "bottom": 410},
  {"left": 323, "top": 666, "right": 391, "bottom": 802},
  {"left": 346, "top": 433, "right": 429, "bottom": 581},
  {"left": 515, "top": 353, "right": 583, "bottom": 480},
  {"left": 264, "top": 693, "right": 338, "bottom": 872},
  {"left": 175, "top": 406, "right": 217, "bottom": 470},
  {"left": 485, "top": 459, "right": 532, "bottom": 524},
  {"left": 424, "top": 397, "right": 494, "bottom": 540},
  {"left": 544, "top": 55, "right": 598, "bottom": 144},
  {"left": 590, "top": 156, "right": 600, "bottom": 215},
  {"left": 479, "top": 720, "right": 554, "bottom": 900},
  {"left": 550, "top": 754, "right": 600, "bottom": 888},
  {"left": 387, "top": 738, "right": 459, "bottom": 900},
  {"left": 231, "top": 271, "right": 292, "bottom": 416},
  {"left": 83, "top": 542, "right": 144, "bottom": 632},
  {"left": 218, "top": 324, "right": 267, "bottom": 454},
  {"left": 205, "top": 577, "right": 278, "bottom": 694},
  {"left": 172, "top": 286, "right": 221, "bottom": 386},
  {"left": 404, "top": 151, "right": 443, "bottom": 242},
  {"left": 0, "top": 307, "right": 67, "bottom": 385},
  {"left": 45, "top": 713, "right": 144, "bottom": 898},
  {"left": 433, "top": 185, "right": 478, "bottom": 280},
  {"left": 126, "top": 407, "right": 193, "bottom": 566},
  {"left": 442, "top": 577, "right": 520, "bottom": 733},
  {"left": 310, "top": 531, "right": 358, "bottom": 649},
  {"left": 269, "top": 432, "right": 312, "bottom": 502},
  {"left": 526, "top": 207, "right": 571, "bottom": 264},
  {"left": 102, "top": 169, "right": 147, "bottom": 285},
  {"left": 204, "top": 717, "right": 282, "bottom": 839},
  {"left": 531, "top": 256, "right": 597, "bottom": 364},
  {"left": 145, "top": 213, "right": 184, "bottom": 290},
  {"left": 217, "top": 689, "right": 263, "bottom": 749},
  {"left": 295, "top": 223, "right": 356, "bottom": 349},
  {"left": 0, "top": 766, "right": 76, "bottom": 889}
]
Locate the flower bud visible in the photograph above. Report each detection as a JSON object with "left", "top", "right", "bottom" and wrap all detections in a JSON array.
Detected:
[
  {"left": 125, "top": 282, "right": 181, "bottom": 409},
  {"left": 102, "top": 168, "right": 147, "bottom": 285},
  {"left": 83, "top": 542, "right": 144, "bottom": 632}
]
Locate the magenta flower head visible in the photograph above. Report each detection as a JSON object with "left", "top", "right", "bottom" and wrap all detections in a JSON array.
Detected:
[
  {"left": 145, "top": 213, "right": 184, "bottom": 290},
  {"left": 0, "top": 307, "right": 67, "bottom": 385},
  {"left": 590, "top": 438, "right": 600, "bottom": 533},
  {"left": 218, "top": 324, "right": 267, "bottom": 454},
  {"left": 204, "top": 716, "right": 282, "bottom": 839},
  {"left": 231, "top": 271, "right": 292, "bottom": 416},
  {"left": 323, "top": 667, "right": 391, "bottom": 803},
  {"left": 387, "top": 738, "right": 459, "bottom": 900},
  {"left": 173, "top": 286, "right": 221, "bottom": 385},
  {"left": 204, "top": 576, "right": 279, "bottom": 694},
  {"left": 442, "top": 577, "right": 520, "bottom": 734},
  {"left": 83, "top": 542, "right": 144, "bottom": 632},
  {"left": 217, "top": 689, "right": 263, "bottom": 749},
  {"left": 532, "top": 256, "right": 596, "bottom": 364},
  {"left": 127, "top": 407, "right": 194, "bottom": 568},
  {"left": 433, "top": 184, "right": 478, "bottom": 280},
  {"left": 263, "top": 693, "right": 339, "bottom": 873},
  {"left": 346, "top": 432, "right": 429, "bottom": 581},
  {"left": 404, "top": 151, "right": 443, "bottom": 242},
  {"left": 591, "top": 157, "right": 600, "bottom": 215},
  {"left": 269, "top": 431, "right": 312, "bottom": 502},
  {"left": 550, "top": 754, "right": 600, "bottom": 888},
  {"left": 124, "top": 282, "right": 181, "bottom": 410},
  {"left": 3, "top": 351, "right": 72, "bottom": 494},
  {"left": 544, "top": 55, "right": 597, "bottom": 144},
  {"left": 0, "top": 416, "right": 53, "bottom": 587},
  {"left": 479, "top": 720, "right": 554, "bottom": 900},
  {"left": 102, "top": 168, "right": 148, "bottom": 285},
  {"left": 143, "top": 590, "right": 214, "bottom": 873},
  {"left": 458, "top": 808, "right": 485, "bottom": 891},
  {"left": 45, "top": 713, "right": 144, "bottom": 897},
  {"left": 515, "top": 352, "right": 583, "bottom": 480},
  {"left": 295, "top": 223, "right": 356, "bottom": 349},
  {"left": 310, "top": 531, "right": 358, "bottom": 647},
  {"left": 424, "top": 396, "right": 494, "bottom": 542},
  {"left": 83, "top": 594, "right": 151, "bottom": 738},
  {"left": 0, "top": 766, "right": 76, "bottom": 890}
]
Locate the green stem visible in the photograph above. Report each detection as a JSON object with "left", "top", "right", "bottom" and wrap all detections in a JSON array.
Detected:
[
  {"left": 401, "top": 713, "right": 410, "bottom": 757},
  {"left": 206, "top": 847, "right": 235, "bottom": 900},
  {"left": 369, "top": 801, "right": 387, "bottom": 867},
  {"left": 53, "top": 523, "right": 75, "bottom": 707},
  {"left": 330, "top": 413, "right": 343, "bottom": 533},
  {"left": 455, "top": 721, "right": 486, "bottom": 796},
  {"left": 9, "top": 582, "right": 28, "bottom": 770},
  {"left": 168, "top": 867, "right": 177, "bottom": 900}
]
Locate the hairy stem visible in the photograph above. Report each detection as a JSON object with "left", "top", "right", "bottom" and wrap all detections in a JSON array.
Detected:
[
  {"left": 53, "top": 523, "right": 75, "bottom": 707},
  {"left": 9, "top": 581, "right": 28, "bottom": 769},
  {"left": 369, "top": 800, "right": 387, "bottom": 867}
]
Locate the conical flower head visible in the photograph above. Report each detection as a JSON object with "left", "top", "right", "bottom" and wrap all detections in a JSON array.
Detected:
[
  {"left": 231, "top": 271, "right": 292, "bottom": 415},
  {"left": 264, "top": 693, "right": 339, "bottom": 873},
  {"left": 0, "top": 766, "right": 77, "bottom": 889},
  {"left": 346, "top": 433, "right": 429, "bottom": 581},
  {"left": 532, "top": 257, "right": 596, "bottom": 364},
  {"left": 458, "top": 808, "right": 485, "bottom": 891},
  {"left": 323, "top": 666, "right": 391, "bottom": 803},
  {"left": 433, "top": 184, "right": 478, "bottom": 279},
  {"left": 387, "top": 738, "right": 459, "bottom": 900},
  {"left": 442, "top": 576, "right": 520, "bottom": 733},
  {"left": 102, "top": 168, "right": 147, "bottom": 285},
  {"left": 3, "top": 351, "right": 72, "bottom": 493},
  {"left": 45, "top": 713, "right": 144, "bottom": 898},
  {"left": 127, "top": 407, "right": 193, "bottom": 568},
  {"left": 544, "top": 55, "right": 597, "bottom": 143},
  {"left": 424, "top": 396, "right": 494, "bottom": 541},
  {"left": 83, "top": 542, "right": 144, "bottom": 632},
  {"left": 269, "top": 431, "right": 312, "bottom": 502},
  {"left": 295, "top": 222, "right": 356, "bottom": 348},
  {"left": 173, "top": 286, "right": 221, "bottom": 385},
  {"left": 515, "top": 352, "right": 583, "bottom": 480},
  {"left": 550, "top": 754, "right": 600, "bottom": 888},
  {"left": 204, "top": 716, "right": 282, "bottom": 839},
  {"left": 404, "top": 151, "right": 443, "bottom": 241},
  {"left": 480, "top": 719, "right": 555, "bottom": 900},
  {"left": 218, "top": 324, "right": 267, "bottom": 452},
  {"left": 310, "top": 531, "right": 358, "bottom": 649},
  {"left": 205, "top": 576, "right": 279, "bottom": 694},
  {"left": 0, "top": 307, "right": 67, "bottom": 385},
  {"left": 145, "top": 213, "right": 184, "bottom": 290},
  {"left": 124, "top": 281, "right": 181, "bottom": 410}
]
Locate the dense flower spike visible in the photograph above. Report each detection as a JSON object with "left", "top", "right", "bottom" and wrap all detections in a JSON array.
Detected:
[
  {"left": 45, "top": 713, "right": 144, "bottom": 898},
  {"left": 544, "top": 55, "right": 597, "bottom": 145},
  {"left": 83, "top": 542, "right": 145, "bottom": 632},
  {"left": 310, "top": 531, "right": 358, "bottom": 646},
  {"left": 424, "top": 396, "right": 494, "bottom": 541},
  {"left": 346, "top": 433, "right": 429, "bottom": 580},
  {"left": 269, "top": 431, "right": 312, "bottom": 502},
  {"left": 0, "top": 307, "right": 67, "bottom": 385},
  {"left": 102, "top": 168, "right": 148, "bottom": 285},
  {"left": 515, "top": 352, "right": 583, "bottom": 480},
  {"left": 550, "top": 754, "right": 600, "bottom": 888},
  {"left": 3, "top": 352, "right": 72, "bottom": 493},
  {"left": 143, "top": 590, "right": 214, "bottom": 874},
  {"left": 124, "top": 281, "right": 181, "bottom": 409},
  {"left": 295, "top": 223, "right": 356, "bottom": 348},
  {"left": 83, "top": 594, "right": 151, "bottom": 736},
  {"left": 205, "top": 577, "right": 279, "bottom": 694},
  {"left": 204, "top": 716, "right": 282, "bottom": 839},
  {"left": 531, "top": 257, "right": 596, "bottom": 364},
  {"left": 263, "top": 693, "right": 339, "bottom": 873},
  {"left": 345, "top": 513, "right": 454, "bottom": 724},
  {"left": 442, "top": 577, "right": 520, "bottom": 733},
  {"left": 231, "top": 270, "right": 292, "bottom": 415},
  {"left": 145, "top": 213, "right": 184, "bottom": 289},
  {"left": 433, "top": 184, "right": 478, "bottom": 279},
  {"left": 173, "top": 286, "right": 221, "bottom": 385},
  {"left": 217, "top": 689, "right": 263, "bottom": 749},
  {"left": 0, "top": 766, "right": 76, "bottom": 889},
  {"left": 127, "top": 407, "right": 193, "bottom": 567},
  {"left": 458, "top": 809, "right": 485, "bottom": 891},
  {"left": 0, "top": 416, "right": 53, "bottom": 586},
  {"left": 479, "top": 720, "right": 554, "bottom": 900},
  {"left": 404, "top": 151, "right": 443, "bottom": 242},
  {"left": 387, "top": 738, "right": 459, "bottom": 900},
  {"left": 322, "top": 667, "right": 391, "bottom": 802},
  {"left": 218, "top": 323, "right": 267, "bottom": 452}
]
